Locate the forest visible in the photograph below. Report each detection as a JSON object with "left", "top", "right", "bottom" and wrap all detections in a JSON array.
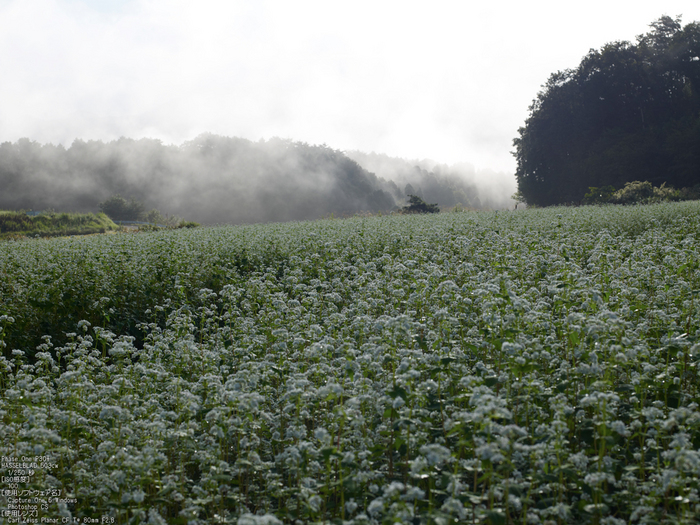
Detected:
[
  {"left": 0, "top": 134, "right": 514, "bottom": 224},
  {"left": 513, "top": 16, "right": 700, "bottom": 207}
]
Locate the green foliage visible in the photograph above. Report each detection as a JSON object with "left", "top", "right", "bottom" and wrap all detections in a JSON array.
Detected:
[
  {"left": 401, "top": 194, "right": 440, "bottom": 214},
  {"left": 583, "top": 185, "right": 616, "bottom": 205},
  {"left": 0, "top": 210, "right": 117, "bottom": 239},
  {"left": 613, "top": 180, "right": 655, "bottom": 203},
  {"left": 649, "top": 181, "right": 683, "bottom": 202},
  {"left": 98, "top": 194, "right": 145, "bottom": 221},
  {"left": 584, "top": 181, "right": 689, "bottom": 205},
  {"left": 510, "top": 190, "right": 525, "bottom": 204},
  {"left": 142, "top": 208, "right": 187, "bottom": 227},
  {"left": 142, "top": 208, "right": 167, "bottom": 225},
  {"left": 0, "top": 211, "right": 34, "bottom": 233},
  {"left": 514, "top": 16, "right": 700, "bottom": 206},
  {"left": 679, "top": 184, "right": 700, "bottom": 201}
]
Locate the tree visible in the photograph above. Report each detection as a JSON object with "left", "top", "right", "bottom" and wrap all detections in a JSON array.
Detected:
[
  {"left": 402, "top": 195, "right": 439, "bottom": 214},
  {"left": 98, "top": 195, "right": 145, "bottom": 221},
  {"left": 513, "top": 16, "right": 700, "bottom": 206}
]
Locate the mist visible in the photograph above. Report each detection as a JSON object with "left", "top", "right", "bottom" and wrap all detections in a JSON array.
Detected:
[
  {"left": 345, "top": 151, "right": 517, "bottom": 210},
  {"left": 0, "top": 134, "right": 516, "bottom": 224},
  {"left": 4, "top": 0, "right": 698, "bottom": 178}
]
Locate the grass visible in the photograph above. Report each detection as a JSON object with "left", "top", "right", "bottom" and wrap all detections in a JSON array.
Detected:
[
  {"left": 0, "top": 210, "right": 119, "bottom": 239},
  {"left": 1, "top": 202, "right": 700, "bottom": 523}
]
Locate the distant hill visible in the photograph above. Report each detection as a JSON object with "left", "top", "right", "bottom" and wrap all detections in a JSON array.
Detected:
[
  {"left": 0, "top": 134, "right": 515, "bottom": 224},
  {"left": 345, "top": 151, "right": 516, "bottom": 210}
]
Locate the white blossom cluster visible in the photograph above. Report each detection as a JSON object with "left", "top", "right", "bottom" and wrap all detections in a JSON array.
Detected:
[{"left": 2, "top": 202, "right": 700, "bottom": 523}]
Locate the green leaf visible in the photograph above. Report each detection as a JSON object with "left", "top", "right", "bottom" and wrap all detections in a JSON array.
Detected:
[
  {"left": 485, "top": 510, "right": 506, "bottom": 525},
  {"left": 568, "top": 331, "right": 580, "bottom": 346},
  {"left": 387, "top": 384, "right": 408, "bottom": 400},
  {"left": 484, "top": 376, "right": 498, "bottom": 387}
]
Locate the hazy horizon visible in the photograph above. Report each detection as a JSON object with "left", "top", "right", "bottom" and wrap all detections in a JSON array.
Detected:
[
  {"left": 0, "top": 134, "right": 517, "bottom": 225},
  {"left": 2, "top": 0, "right": 699, "bottom": 179}
]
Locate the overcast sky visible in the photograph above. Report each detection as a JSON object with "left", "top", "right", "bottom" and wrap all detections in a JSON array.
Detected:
[{"left": 1, "top": 0, "right": 699, "bottom": 174}]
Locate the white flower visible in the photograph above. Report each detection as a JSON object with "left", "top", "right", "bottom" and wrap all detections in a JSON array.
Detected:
[
  {"left": 392, "top": 396, "right": 405, "bottom": 409},
  {"left": 419, "top": 444, "right": 452, "bottom": 466},
  {"left": 308, "top": 495, "right": 322, "bottom": 512},
  {"left": 610, "top": 420, "right": 629, "bottom": 436},
  {"left": 314, "top": 427, "right": 331, "bottom": 445},
  {"left": 237, "top": 514, "right": 283, "bottom": 525},
  {"left": 148, "top": 509, "right": 168, "bottom": 525},
  {"left": 383, "top": 482, "right": 405, "bottom": 498},
  {"left": 441, "top": 497, "right": 467, "bottom": 520},
  {"left": 367, "top": 498, "right": 385, "bottom": 516}
]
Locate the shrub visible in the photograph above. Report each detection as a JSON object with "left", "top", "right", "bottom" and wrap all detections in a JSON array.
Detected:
[
  {"left": 0, "top": 211, "right": 117, "bottom": 238},
  {"left": 401, "top": 194, "right": 439, "bottom": 214},
  {"left": 143, "top": 209, "right": 184, "bottom": 227},
  {"left": 585, "top": 181, "right": 688, "bottom": 205},
  {"left": 583, "top": 185, "right": 616, "bottom": 205},
  {"left": 98, "top": 195, "right": 145, "bottom": 221},
  {"left": 611, "top": 181, "right": 683, "bottom": 204},
  {"left": 612, "top": 181, "right": 654, "bottom": 204},
  {"left": 0, "top": 212, "right": 33, "bottom": 233},
  {"left": 652, "top": 182, "right": 681, "bottom": 202},
  {"left": 679, "top": 184, "right": 700, "bottom": 201}
]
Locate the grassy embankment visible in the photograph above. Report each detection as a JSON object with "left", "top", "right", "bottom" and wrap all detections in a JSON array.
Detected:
[{"left": 0, "top": 210, "right": 119, "bottom": 239}]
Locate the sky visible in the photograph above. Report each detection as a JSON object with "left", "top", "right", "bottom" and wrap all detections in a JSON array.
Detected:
[{"left": 0, "top": 0, "right": 699, "bottom": 175}]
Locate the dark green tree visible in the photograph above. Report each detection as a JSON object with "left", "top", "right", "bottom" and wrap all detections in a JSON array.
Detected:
[
  {"left": 402, "top": 195, "right": 439, "bottom": 214},
  {"left": 513, "top": 16, "right": 700, "bottom": 206}
]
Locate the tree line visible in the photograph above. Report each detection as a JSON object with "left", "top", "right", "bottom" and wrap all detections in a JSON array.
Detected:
[
  {"left": 0, "top": 134, "right": 495, "bottom": 224},
  {"left": 513, "top": 16, "right": 700, "bottom": 206}
]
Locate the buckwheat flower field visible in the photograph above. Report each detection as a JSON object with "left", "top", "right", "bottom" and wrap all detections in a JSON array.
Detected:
[{"left": 2, "top": 202, "right": 700, "bottom": 524}]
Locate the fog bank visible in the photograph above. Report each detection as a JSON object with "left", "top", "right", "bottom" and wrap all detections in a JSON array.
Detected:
[{"left": 0, "top": 134, "right": 516, "bottom": 224}]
